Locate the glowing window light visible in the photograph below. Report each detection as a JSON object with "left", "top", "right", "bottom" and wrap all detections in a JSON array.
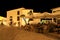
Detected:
[
  {"left": 0, "top": 16, "right": 3, "bottom": 20},
  {"left": 40, "top": 20, "right": 47, "bottom": 24}
]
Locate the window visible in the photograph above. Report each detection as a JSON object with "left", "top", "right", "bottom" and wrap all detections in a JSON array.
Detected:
[
  {"left": 10, "top": 16, "right": 12, "bottom": 18},
  {"left": 29, "top": 18, "right": 33, "bottom": 21},
  {"left": 10, "top": 19, "right": 12, "bottom": 21},
  {"left": 17, "top": 16, "right": 20, "bottom": 21},
  {"left": 41, "top": 18, "right": 52, "bottom": 20},
  {"left": 17, "top": 11, "right": 19, "bottom": 15},
  {"left": 9, "top": 22, "right": 12, "bottom": 25},
  {"left": 18, "top": 22, "right": 20, "bottom": 25},
  {"left": 53, "top": 18, "right": 56, "bottom": 22},
  {"left": 18, "top": 22, "right": 20, "bottom": 26}
]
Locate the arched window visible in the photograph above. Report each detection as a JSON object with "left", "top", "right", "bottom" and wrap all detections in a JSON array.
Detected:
[
  {"left": 10, "top": 19, "right": 12, "bottom": 21},
  {"left": 53, "top": 18, "right": 56, "bottom": 22},
  {"left": 17, "top": 11, "right": 20, "bottom": 15},
  {"left": 10, "top": 16, "right": 12, "bottom": 18},
  {"left": 10, "top": 16, "right": 13, "bottom": 21},
  {"left": 17, "top": 16, "right": 20, "bottom": 21},
  {"left": 9, "top": 22, "right": 12, "bottom": 25}
]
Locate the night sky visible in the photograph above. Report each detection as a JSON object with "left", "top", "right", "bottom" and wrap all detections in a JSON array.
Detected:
[{"left": 0, "top": 0, "right": 60, "bottom": 17}]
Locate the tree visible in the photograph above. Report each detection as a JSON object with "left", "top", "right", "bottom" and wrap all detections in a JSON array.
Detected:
[
  {"left": 28, "top": 11, "right": 33, "bottom": 15},
  {"left": 20, "top": 15, "right": 27, "bottom": 24}
]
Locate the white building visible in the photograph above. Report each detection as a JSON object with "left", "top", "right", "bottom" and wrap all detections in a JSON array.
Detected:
[
  {"left": 0, "top": 16, "right": 7, "bottom": 25},
  {"left": 6, "top": 7, "right": 60, "bottom": 27},
  {"left": 7, "top": 7, "right": 33, "bottom": 27}
]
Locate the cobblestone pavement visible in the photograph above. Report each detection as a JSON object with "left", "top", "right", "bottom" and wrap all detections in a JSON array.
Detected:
[
  {"left": 0, "top": 26, "right": 58, "bottom": 40},
  {"left": 44, "top": 33, "right": 60, "bottom": 40}
]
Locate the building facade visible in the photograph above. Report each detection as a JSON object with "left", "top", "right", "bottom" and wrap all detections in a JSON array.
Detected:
[
  {"left": 7, "top": 7, "right": 60, "bottom": 27},
  {"left": 7, "top": 7, "right": 33, "bottom": 27},
  {"left": 0, "top": 16, "right": 7, "bottom": 25},
  {"left": 51, "top": 7, "right": 60, "bottom": 24}
]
